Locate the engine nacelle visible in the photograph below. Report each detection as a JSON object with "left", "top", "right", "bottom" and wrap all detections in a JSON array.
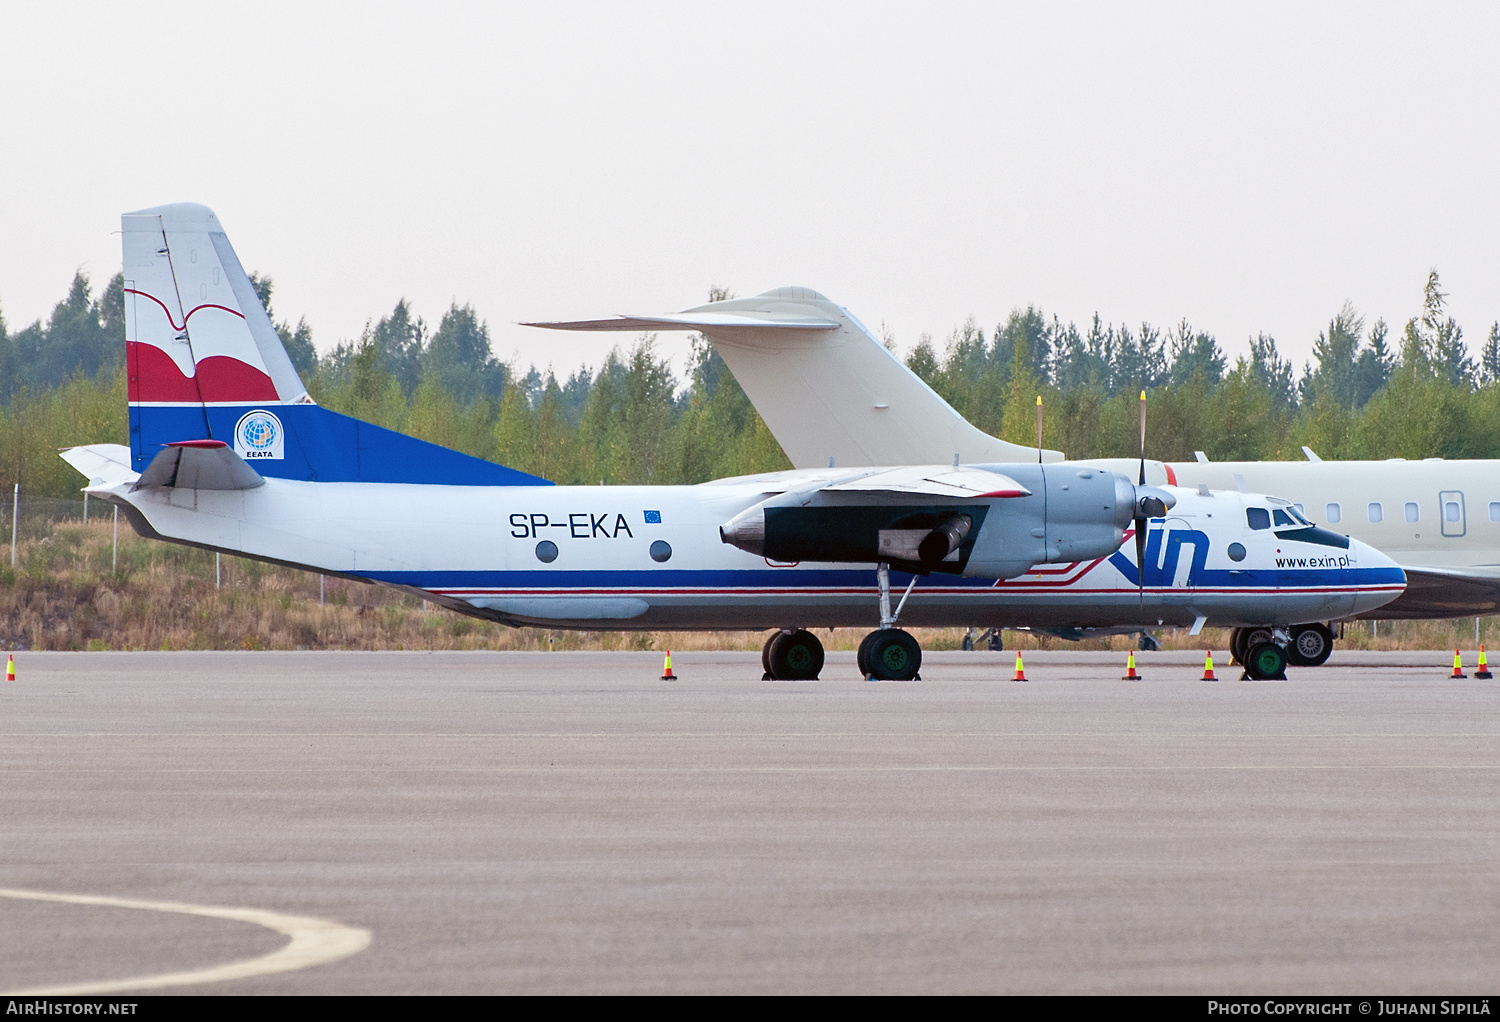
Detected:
[{"left": 720, "top": 464, "right": 1149, "bottom": 578}]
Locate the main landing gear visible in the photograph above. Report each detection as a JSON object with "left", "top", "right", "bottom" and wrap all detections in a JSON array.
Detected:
[
  {"left": 1229, "top": 623, "right": 1335, "bottom": 680},
  {"left": 858, "top": 562, "right": 922, "bottom": 681},
  {"left": 762, "top": 564, "right": 924, "bottom": 681},
  {"left": 761, "top": 629, "right": 826, "bottom": 680}
]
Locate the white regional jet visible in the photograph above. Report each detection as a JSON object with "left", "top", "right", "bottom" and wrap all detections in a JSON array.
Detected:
[
  {"left": 533, "top": 288, "right": 1497, "bottom": 666},
  {"left": 62, "top": 204, "right": 1404, "bottom": 681}
]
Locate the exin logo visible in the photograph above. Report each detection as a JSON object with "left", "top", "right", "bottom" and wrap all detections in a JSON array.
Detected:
[{"left": 234, "top": 409, "right": 285, "bottom": 460}]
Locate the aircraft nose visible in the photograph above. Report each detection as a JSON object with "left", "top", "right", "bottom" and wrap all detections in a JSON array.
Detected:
[
  {"left": 1347, "top": 537, "right": 1406, "bottom": 617},
  {"left": 1350, "top": 537, "right": 1401, "bottom": 572}
]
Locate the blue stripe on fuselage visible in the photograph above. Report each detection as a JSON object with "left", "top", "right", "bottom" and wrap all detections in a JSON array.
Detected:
[{"left": 357, "top": 566, "right": 1407, "bottom": 591}]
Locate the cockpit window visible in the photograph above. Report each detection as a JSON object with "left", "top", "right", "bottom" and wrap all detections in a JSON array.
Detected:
[
  {"left": 1287, "top": 507, "right": 1311, "bottom": 526},
  {"left": 1247, "top": 508, "right": 1271, "bottom": 530},
  {"left": 1272, "top": 509, "right": 1295, "bottom": 527}
]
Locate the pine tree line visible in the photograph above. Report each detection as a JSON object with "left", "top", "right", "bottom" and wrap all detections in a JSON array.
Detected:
[{"left": 5, "top": 270, "right": 1500, "bottom": 500}]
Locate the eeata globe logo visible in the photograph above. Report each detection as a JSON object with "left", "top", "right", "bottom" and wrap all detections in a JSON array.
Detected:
[{"left": 234, "top": 409, "right": 285, "bottom": 460}]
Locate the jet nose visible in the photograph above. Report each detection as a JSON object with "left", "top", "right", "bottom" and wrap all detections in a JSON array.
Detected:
[{"left": 1347, "top": 537, "right": 1406, "bottom": 616}]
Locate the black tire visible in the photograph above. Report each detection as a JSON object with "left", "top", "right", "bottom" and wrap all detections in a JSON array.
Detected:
[
  {"left": 962, "top": 634, "right": 974, "bottom": 651},
  {"left": 866, "top": 628, "right": 922, "bottom": 681},
  {"left": 761, "top": 632, "right": 777, "bottom": 678},
  {"left": 1244, "top": 641, "right": 1288, "bottom": 680},
  {"left": 987, "top": 630, "right": 1004, "bottom": 652},
  {"left": 1286, "top": 623, "right": 1334, "bottom": 667},
  {"left": 857, "top": 630, "right": 879, "bottom": 678},
  {"left": 1235, "top": 627, "right": 1273, "bottom": 664},
  {"left": 768, "top": 629, "right": 824, "bottom": 680},
  {"left": 1229, "top": 628, "right": 1247, "bottom": 665}
]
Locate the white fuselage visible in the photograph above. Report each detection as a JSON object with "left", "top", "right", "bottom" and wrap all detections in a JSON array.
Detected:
[{"left": 95, "top": 465, "right": 1404, "bottom": 632}]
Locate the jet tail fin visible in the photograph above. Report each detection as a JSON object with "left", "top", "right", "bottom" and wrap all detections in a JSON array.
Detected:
[{"left": 529, "top": 286, "right": 1063, "bottom": 470}]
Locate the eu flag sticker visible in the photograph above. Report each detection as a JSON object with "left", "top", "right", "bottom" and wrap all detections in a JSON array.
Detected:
[{"left": 643, "top": 510, "right": 662, "bottom": 524}]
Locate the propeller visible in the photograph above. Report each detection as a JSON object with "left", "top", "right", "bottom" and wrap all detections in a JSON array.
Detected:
[
  {"left": 1131, "top": 390, "right": 1172, "bottom": 607},
  {"left": 1035, "top": 395, "right": 1044, "bottom": 465},
  {"left": 1135, "top": 390, "right": 1148, "bottom": 605}
]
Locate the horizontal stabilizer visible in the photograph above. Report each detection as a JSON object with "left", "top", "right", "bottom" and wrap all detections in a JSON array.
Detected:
[
  {"left": 60, "top": 444, "right": 138, "bottom": 490},
  {"left": 824, "top": 465, "right": 1031, "bottom": 498},
  {"left": 524, "top": 312, "right": 840, "bottom": 333},
  {"left": 133, "top": 440, "right": 266, "bottom": 491}
]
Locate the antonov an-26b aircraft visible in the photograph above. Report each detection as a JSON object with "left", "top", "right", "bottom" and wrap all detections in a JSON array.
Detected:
[{"left": 62, "top": 204, "right": 1404, "bottom": 681}]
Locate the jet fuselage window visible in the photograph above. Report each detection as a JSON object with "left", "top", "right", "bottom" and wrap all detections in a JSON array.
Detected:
[
  {"left": 1246, "top": 508, "right": 1271, "bottom": 530},
  {"left": 1405, "top": 502, "right": 1419, "bottom": 523},
  {"left": 1326, "top": 502, "right": 1342, "bottom": 524},
  {"left": 1490, "top": 501, "right": 1500, "bottom": 523},
  {"left": 1272, "top": 509, "right": 1295, "bottom": 527},
  {"left": 1445, "top": 501, "right": 1461, "bottom": 523},
  {"left": 1369, "top": 502, "right": 1383, "bottom": 523}
]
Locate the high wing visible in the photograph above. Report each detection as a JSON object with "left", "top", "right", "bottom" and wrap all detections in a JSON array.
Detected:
[{"left": 821, "top": 465, "right": 1031, "bottom": 499}]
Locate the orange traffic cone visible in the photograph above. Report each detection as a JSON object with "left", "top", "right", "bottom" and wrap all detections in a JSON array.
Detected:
[
  {"left": 1121, "top": 650, "right": 1141, "bottom": 680},
  {"left": 4, "top": 655, "right": 12, "bottom": 682},
  {"left": 1200, "top": 650, "right": 1218, "bottom": 682},
  {"left": 1476, "top": 646, "right": 1493, "bottom": 680},
  {"left": 661, "top": 650, "right": 676, "bottom": 680},
  {"left": 1450, "top": 649, "right": 1467, "bottom": 679},
  {"left": 1012, "top": 652, "right": 1028, "bottom": 682}
]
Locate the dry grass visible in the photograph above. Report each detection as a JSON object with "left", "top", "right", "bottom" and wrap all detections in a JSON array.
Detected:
[{"left": 0, "top": 518, "right": 1491, "bottom": 652}]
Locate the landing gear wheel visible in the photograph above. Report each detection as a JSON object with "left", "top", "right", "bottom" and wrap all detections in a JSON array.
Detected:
[
  {"left": 1232, "top": 627, "right": 1273, "bottom": 665},
  {"left": 1287, "top": 623, "right": 1334, "bottom": 667},
  {"left": 863, "top": 628, "right": 922, "bottom": 681},
  {"left": 1244, "top": 641, "right": 1288, "bottom": 680},
  {"left": 988, "top": 630, "right": 1004, "bottom": 652},
  {"left": 962, "top": 632, "right": 974, "bottom": 651},
  {"left": 857, "top": 630, "right": 880, "bottom": 678},
  {"left": 767, "top": 629, "right": 825, "bottom": 680},
  {"left": 761, "top": 633, "right": 777, "bottom": 680}
]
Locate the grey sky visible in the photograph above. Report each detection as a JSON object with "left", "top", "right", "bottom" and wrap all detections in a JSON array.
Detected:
[{"left": 3, "top": 2, "right": 1497, "bottom": 382}]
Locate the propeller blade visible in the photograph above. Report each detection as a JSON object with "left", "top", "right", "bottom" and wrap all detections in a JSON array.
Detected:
[
  {"left": 1138, "top": 389, "right": 1147, "bottom": 486},
  {"left": 1035, "top": 395, "right": 1043, "bottom": 465},
  {"left": 1135, "top": 517, "right": 1147, "bottom": 607},
  {"left": 1137, "top": 389, "right": 1148, "bottom": 607}
]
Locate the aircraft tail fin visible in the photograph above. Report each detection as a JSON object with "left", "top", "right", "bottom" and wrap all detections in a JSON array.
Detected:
[
  {"left": 121, "top": 203, "right": 549, "bottom": 487},
  {"left": 530, "top": 287, "right": 1063, "bottom": 470}
]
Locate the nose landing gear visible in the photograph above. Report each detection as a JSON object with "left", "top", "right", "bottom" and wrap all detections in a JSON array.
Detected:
[
  {"left": 858, "top": 562, "right": 922, "bottom": 681},
  {"left": 1229, "top": 622, "right": 1335, "bottom": 678}
]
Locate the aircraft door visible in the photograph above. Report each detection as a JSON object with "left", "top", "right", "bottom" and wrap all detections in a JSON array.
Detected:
[{"left": 1440, "top": 490, "right": 1466, "bottom": 538}]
